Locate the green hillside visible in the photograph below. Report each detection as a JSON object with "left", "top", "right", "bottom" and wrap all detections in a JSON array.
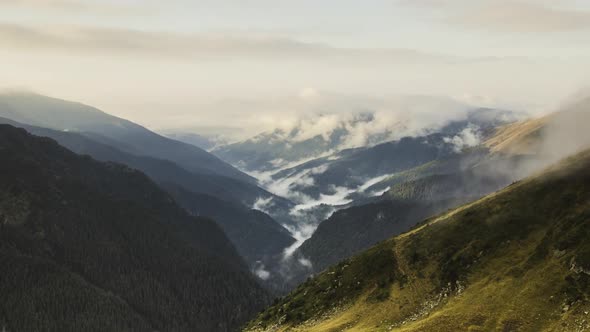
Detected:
[{"left": 245, "top": 148, "right": 590, "bottom": 332}]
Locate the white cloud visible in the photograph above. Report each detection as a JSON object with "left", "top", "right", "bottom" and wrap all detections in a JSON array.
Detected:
[
  {"left": 444, "top": 124, "right": 482, "bottom": 152},
  {"left": 0, "top": 22, "right": 461, "bottom": 63},
  {"left": 242, "top": 94, "right": 471, "bottom": 151},
  {"left": 358, "top": 174, "right": 393, "bottom": 192},
  {"left": 370, "top": 186, "right": 391, "bottom": 197},
  {"left": 290, "top": 185, "right": 354, "bottom": 213},
  {"left": 282, "top": 222, "right": 317, "bottom": 258},
  {"left": 262, "top": 164, "right": 329, "bottom": 202},
  {"left": 298, "top": 257, "right": 313, "bottom": 269},
  {"left": 252, "top": 196, "right": 274, "bottom": 214},
  {"left": 253, "top": 263, "right": 271, "bottom": 280}
]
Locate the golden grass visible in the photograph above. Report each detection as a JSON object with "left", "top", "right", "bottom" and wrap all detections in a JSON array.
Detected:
[
  {"left": 484, "top": 115, "right": 551, "bottom": 155},
  {"left": 246, "top": 149, "right": 590, "bottom": 332}
]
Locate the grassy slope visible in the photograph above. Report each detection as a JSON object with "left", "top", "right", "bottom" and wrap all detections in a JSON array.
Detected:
[
  {"left": 245, "top": 148, "right": 590, "bottom": 332},
  {"left": 484, "top": 116, "right": 549, "bottom": 155}
]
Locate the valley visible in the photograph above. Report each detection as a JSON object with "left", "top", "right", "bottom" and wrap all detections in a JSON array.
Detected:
[
  {"left": 3, "top": 2, "right": 590, "bottom": 331},
  {"left": 0, "top": 91, "right": 588, "bottom": 331}
]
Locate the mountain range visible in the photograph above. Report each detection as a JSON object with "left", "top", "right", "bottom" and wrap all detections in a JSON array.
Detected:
[
  {"left": 1, "top": 91, "right": 589, "bottom": 331},
  {"left": 0, "top": 93, "right": 297, "bottom": 286},
  {"left": 218, "top": 98, "right": 587, "bottom": 295},
  {"left": 274, "top": 100, "right": 590, "bottom": 285},
  {"left": 245, "top": 137, "right": 590, "bottom": 332},
  {"left": 0, "top": 92, "right": 253, "bottom": 184}
]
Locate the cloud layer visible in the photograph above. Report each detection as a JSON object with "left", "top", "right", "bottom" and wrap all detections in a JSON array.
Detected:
[
  {"left": 0, "top": 22, "right": 462, "bottom": 63},
  {"left": 449, "top": 1, "right": 590, "bottom": 33}
]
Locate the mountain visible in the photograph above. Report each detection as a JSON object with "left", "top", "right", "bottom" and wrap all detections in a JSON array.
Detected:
[
  {"left": 0, "top": 117, "right": 296, "bottom": 271},
  {"left": 161, "top": 131, "right": 219, "bottom": 150},
  {"left": 291, "top": 149, "right": 524, "bottom": 277},
  {"left": 213, "top": 118, "right": 365, "bottom": 174},
  {"left": 246, "top": 109, "right": 519, "bottom": 233},
  {"left": 362, "top": 98, "right": 590, "bottom": 199},
  {"left": 163, "top": 184, "right": 295, "bottom": 267},
  {"left": 288, "top": 101, "right": 590, "bottom": 281},
  {"left": 245, "top": 147, "right": 590, "bottom": 332},
  {"left": 0, "top": 116, "right": 274, "bottom": 206},
  {"left": 212, "top": 98, "right": 513, "bottom": 174},
  {"left": 0, "top": 124, "right": 269, "bottom": 332},
  {"left": 0, "top": 92, "right": 254, "bottom": 183}
]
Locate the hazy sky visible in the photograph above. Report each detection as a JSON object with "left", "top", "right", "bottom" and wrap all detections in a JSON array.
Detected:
[{"left": 1, "top": 0, "right": 589, "bottom": 134}]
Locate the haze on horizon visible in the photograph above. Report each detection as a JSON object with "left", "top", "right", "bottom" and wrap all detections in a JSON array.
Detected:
[{"left": 1, "top": 0, "right": 590, "bottom": 137}]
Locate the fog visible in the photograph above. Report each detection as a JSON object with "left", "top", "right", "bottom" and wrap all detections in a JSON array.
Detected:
[{"left": 489, "top": 96, "right": 590, "bottom": 181}]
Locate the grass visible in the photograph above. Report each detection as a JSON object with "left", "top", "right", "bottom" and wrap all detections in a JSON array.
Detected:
[{"left": 244, "top": 149, "right": 590, "bottom": 332}]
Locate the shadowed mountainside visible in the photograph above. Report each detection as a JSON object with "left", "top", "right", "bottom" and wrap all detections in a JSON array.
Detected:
[
  {"left": 0, "top": 92, "right": 254, "bottom": 183},
  {"left": 0, "top": 117, "right": 296, "bottom": 272},
  {"left": 0, "top": 124, "right": 269, "bottom": 332}
]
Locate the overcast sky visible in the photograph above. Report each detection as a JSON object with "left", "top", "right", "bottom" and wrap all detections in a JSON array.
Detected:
[{"left": 1, "top": 0, "right": 589, "bottom": 134}]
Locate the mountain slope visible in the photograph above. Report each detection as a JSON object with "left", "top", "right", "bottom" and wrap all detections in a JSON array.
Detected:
[
  {"left": 258, "top": 108, "right": 519, "bottom": 206},
  {"left": 0, "top": 117, "right": 295, "bottom": 270},
  {"left": 162, "top": 131, "right": 219, "bottom": 150},
  {"left": 0, "top": 92, "right": 253, "bottom": 183},
  {"left": 246, "top": 148, "right": 590, "bottom": 331},
  {"left": 291, "top": 149, "right": 525, "bottom": 276},
  {"left": 0, "top": 124, "right": 269, "bottom": 332},
  {"left": 484, "top": 98, "right": 590, "bottom": 159},
  {"left": 164, "top": 184, "right": 296, "bottom": 266},
  {"left": 212, "top": 98, "right": 516, "bottom": 174}
]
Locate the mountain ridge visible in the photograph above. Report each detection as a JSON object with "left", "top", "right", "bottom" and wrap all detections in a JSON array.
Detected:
[
  {"left": 0, "top": 117, "right": 296, "bottom": 272},
  {"left": 245, "top": 146, "right": 590, "bottom": 331},
  {"left": 0, "top": 124, "right": 269, "bottom": 331},
  {"left": 0, "top": 92, "right": 255, "bottom": 183}
]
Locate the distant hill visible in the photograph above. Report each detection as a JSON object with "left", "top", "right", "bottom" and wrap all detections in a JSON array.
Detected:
[
  {"left": 0, "top": 117, "right": 296, "bottom": 273},
  {"left": 0, "top": 92, "right": 254, "bottom": 184},
  {"left": 250, "top": 108, "right": 519, "bottom": 205},
  {"left": 292, "top": 150, "right": 523, "bottom": 277},
  {"left": 278, "top": 100, "right": 590, "bottom": 291},
  {"left": 246, "top": 147, "right": 590, "bottom": 332},
  {"left": 162, "top": 131, "right": 221, "bottom": 150},
  {"left": 214, "top": 106, "right": 519, "bottom": 175},
  {"left": 0, "top": 124, "right": 269, "bottom": 332}
]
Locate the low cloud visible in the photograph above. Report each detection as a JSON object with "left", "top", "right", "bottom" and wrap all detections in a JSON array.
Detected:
[
  {"left": 282, "top": 223, "right": 317, "bottom": 258},
  {"left": 358, "top": 174, "right": 394, "bottom": 192},
  {"left": 536, "top": 98, "right": 590, "bottom": 163},
  {"left": 298, "top": 257, "right": 313, "bottom": 269},
  {"left": 253, "top": 261, "right": 271, "bottom": 280},
  {"left": 263, "top": 164, "right": 329, "bottom": 202},
  {"left": 290, "top": 185, "right": 355, "bottom": 213},
  {"left": 444, "top": 124, "right": 482, "bottom": 152},
  {"left": 252, "top": 196, "right": 274, "bottom": 215},
  {"left": 249, "top": 93, "right": 471, "bottom": 152}
]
